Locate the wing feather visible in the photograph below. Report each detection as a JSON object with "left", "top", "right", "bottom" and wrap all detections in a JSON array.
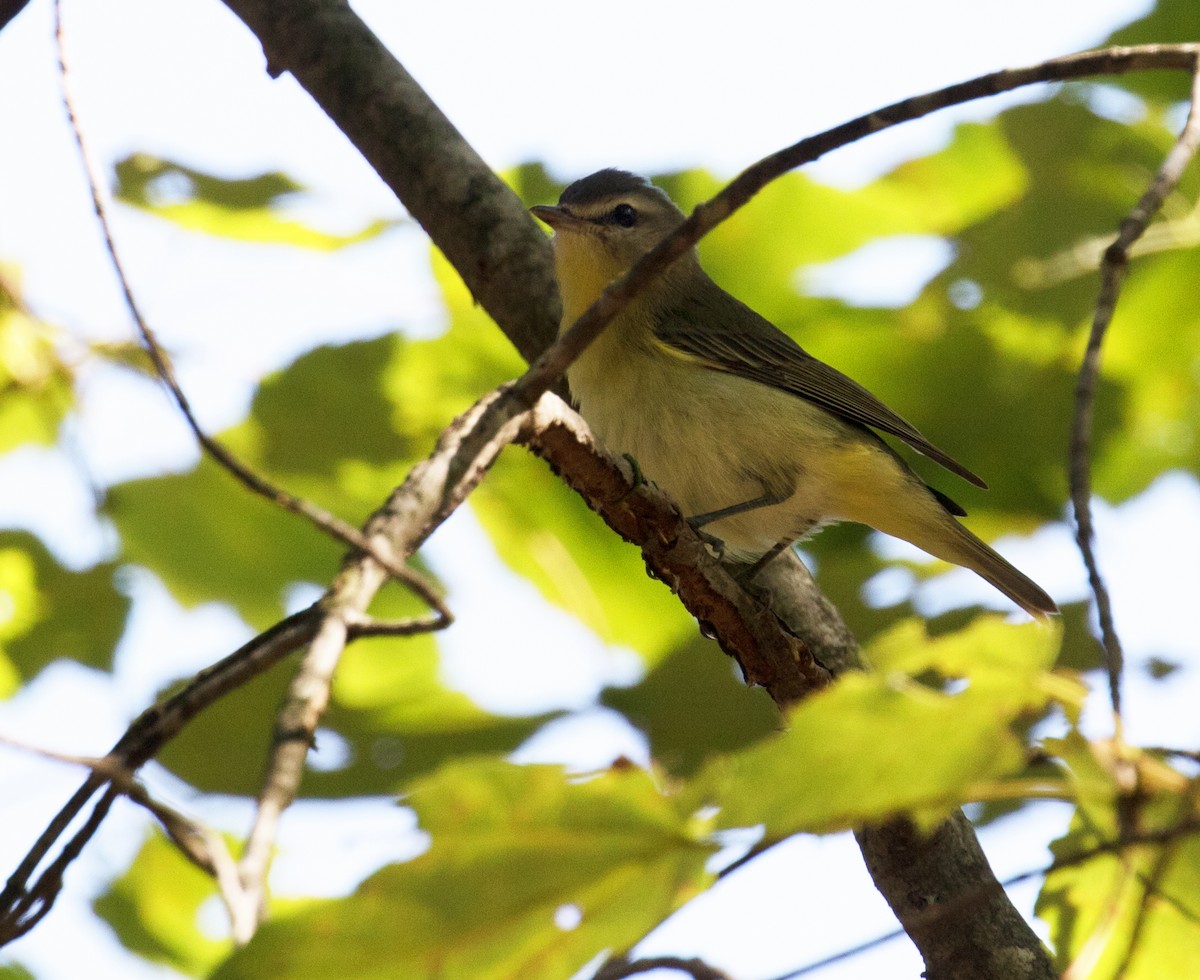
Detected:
[{"left": 654, "top": 284, "right": 987, "bottom": 489}]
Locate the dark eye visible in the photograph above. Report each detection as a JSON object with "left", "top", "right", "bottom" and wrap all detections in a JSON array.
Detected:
[{"left": 611, "top": 203, "right": 637, "bottom": 228}]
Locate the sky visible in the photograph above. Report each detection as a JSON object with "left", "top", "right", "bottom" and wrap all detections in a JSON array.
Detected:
[{"left": 4, "top": 1, "right": 1196, "bottom": 979}]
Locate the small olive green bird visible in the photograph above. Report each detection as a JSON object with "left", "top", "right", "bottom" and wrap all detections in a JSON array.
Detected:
[{"left": 531, "top": 169, "right": 1057, "bottom": 618}]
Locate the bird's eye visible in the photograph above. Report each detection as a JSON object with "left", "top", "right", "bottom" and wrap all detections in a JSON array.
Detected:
[{"left": 611, "top": 203, "right": 637, "bottom": 228}]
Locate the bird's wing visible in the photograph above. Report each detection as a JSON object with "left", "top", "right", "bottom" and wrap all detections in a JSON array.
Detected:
[{"left": 654, "top": 290, "right": 987, "bottom": 489}]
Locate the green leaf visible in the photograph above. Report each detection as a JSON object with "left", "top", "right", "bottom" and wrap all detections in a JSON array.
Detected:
[
  {"left": 414, "top": 240, "right": 696, "bottom": 661},
  {"left": 212, "top": 760, "right": 714, "bottom": 980},
  {"left": 600, "top": 633, "right": 779, "bottom": 777},
  {"left": 658, "top": 123, "right": 1024, "bottom": 323},
  {"left": 471, "top": 451, "right": 695, "bottom": 664},
  {"left": 223, "top": 335, "right": 420, "bottom": 520},
  {"left": 248, "top": 337, "right": 410, "bottom": 477},
  {"left": 0, "top": 531, "right": 128, "bottom": 684},
  {"left": 1105, "top": 0, "right": 1200, "bottom": 105},
  {"left": 93, "top": 830, "right": 229, "bottom": 976},
  {"left": 1087, "top": 248, "right": 1200, "bottom": 496},
  {"left": 0, "top": 279, "right": 73, "bottom": 455},
  {"left": 1037, "top": 754, "right": 1200, "bottom": 980},
  {"left": 956, "top": 99, "right": 1178, "bottom": 322},
  {"left": 114, "top": 154, "right": 397, "bottom": 249},
  {"left": 690, "top": 617, "right": 1069, "bottom": 834},
  {"left": 157, "top": 587, "right": 558, "bottom": 797},
  {"left": 320, "top": 628, "right": 562, "bottom": 797},
  {"left": 105, "top": 457, "right": 341, "bottom": 629}
]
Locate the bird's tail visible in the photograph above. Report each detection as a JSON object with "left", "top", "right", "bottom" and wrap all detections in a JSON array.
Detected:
[{"left": 919, "top": 515, "right": 1058, "bottom": 620}]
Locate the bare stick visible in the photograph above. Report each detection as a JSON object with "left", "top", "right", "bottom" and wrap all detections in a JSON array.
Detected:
[
  {"left": 232, "top": 389, "right": 533, "bottom": 932},
  {"left": 1068, "top": 62, "right": 1200, "bottom": 723},
  {"left": 0, "top": 734, "right": 259, "bottom": 936}
]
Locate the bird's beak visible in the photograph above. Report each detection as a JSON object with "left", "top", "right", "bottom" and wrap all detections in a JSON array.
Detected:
[{"left": 530, "top": 204, "right": 584, "bottom": 231}]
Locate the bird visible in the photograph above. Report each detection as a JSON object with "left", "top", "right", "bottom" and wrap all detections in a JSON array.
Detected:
[{"left": 530, "top": 169, "right": 1057, "bottom": 618}]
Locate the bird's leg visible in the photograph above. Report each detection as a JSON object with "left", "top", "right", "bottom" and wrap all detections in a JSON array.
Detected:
[
  {"left": 686, "top": 489, "right": 789, "bottom": 568},
  {"left": 621, "top": 453, "right": 645, "bottom": 488},
  {"left": 687, "top": 490, "right": 786, "bottom": 530},
  {"left": 734, "top": 538, "right": 794, "bottom": 585}
]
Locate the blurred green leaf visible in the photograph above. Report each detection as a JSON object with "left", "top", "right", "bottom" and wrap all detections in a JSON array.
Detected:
[
  {"left": 0, "top": 275, "right": 73, "bottom": 455},
  {"left": 93, "top": 830, "right": 228, "bottom": 976},
  {"left": 410, "top": 232, "right": 697, "bottom": 660},
  {"left": 249, "top": 337, "right": 408, "bottom": 476},
  {"left": 471, "top": 451, "right": 695, "bottom": 664},
  {"left": 690, "top": 618, "right": 1070, "bottom": 834},
  {"left": 384, "top": 254, "right": 526, "bottom": 440},
  {"left": 318, "top": 627, "right": 562, "bottom": 797},
  {"left": 114, "top": 154, "right": 398, "bottom": 249},
  {"left": 1037, "top": 737, "right": 1200, "bottom": 979},
  {"left": 157, "top": 586, "right": 558, "bottom": 797},
  {"left": 955, "top": 99, "right": 1180, "bottom": 320},
  {"left": 1105, "top": 0, "right": 1200, "bottom": 105},
  {"left": 600, "top": 633, "right": 779, "bottom": 777},
  {"left": 105, "top": 457, "right": 341, "bottom": 629},
  {"left": 0, "top": 531, "right": 128, "bottom": 684},
  {"left": 660, "top": 123, "right": 1025, "bottom": 325},
  {"left": 212, "top": 760, "right": 714, "bottom": 980},
  {"left": 1087, "top": 248, "right": 1200, "bottom": 496}
]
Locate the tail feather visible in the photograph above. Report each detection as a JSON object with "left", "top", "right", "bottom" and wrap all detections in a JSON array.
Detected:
[{"left": 936, "top": 520, "right": 1058, "bottom": 620}]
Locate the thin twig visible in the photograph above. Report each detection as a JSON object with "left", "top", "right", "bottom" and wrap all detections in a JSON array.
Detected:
[
  {"left": 767, "top": 926, "right": 907, "bottom": 980},
  {"left": 51, "top": 0, "right": 449, "bottom": 620},
  {"left": 340, "top": 609, "right": 450, "bottom": 636},
  {"left": 595, "top": 955, "right": 735, "bottom": 980},
  {"left": 232, "top": 388, "right": 534, "bottom": 936},
  {"left": 511, "top": 45, "right": 1200, "bottom": 415},
  {"left": 1068, "top": 61, "right": 1200, "bottom": 724},
  {"left": 0, "top": 733, "right": 260, "bottom": 935}
]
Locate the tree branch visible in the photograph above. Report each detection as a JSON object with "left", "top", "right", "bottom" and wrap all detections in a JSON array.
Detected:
[
  {"left": 0, "top": 0, "right": 31, "bottom": 33},
  {"left": 141, "top": 7, "right": 1200, "bottom": 975},
  {"left": 595, "top": 955, "right": 734, "bottom": 980}
]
